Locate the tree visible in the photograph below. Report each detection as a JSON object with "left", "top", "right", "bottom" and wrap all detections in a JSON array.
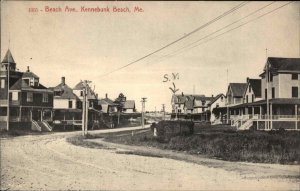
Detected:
[{"left": 114, "top": 93, "right": 126, "bottom": 125}]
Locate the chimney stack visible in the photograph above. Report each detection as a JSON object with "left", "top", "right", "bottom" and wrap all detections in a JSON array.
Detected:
[
  {"left": 105, "top": 93, "right": 108, "bottom": 98},
  {"left": 61, "top": 77, "right": 65, "bottom": 85},
  {"left": 27, "top": 66, "right": 30, "bottom": 72}
]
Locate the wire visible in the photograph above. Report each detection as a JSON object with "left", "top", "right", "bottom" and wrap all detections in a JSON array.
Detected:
[
  {"left": 98, "top": 2, "right": 250, "bottom": 78},
  {"left": 148, "top": 1, "right": 294, "bottom": 66}
]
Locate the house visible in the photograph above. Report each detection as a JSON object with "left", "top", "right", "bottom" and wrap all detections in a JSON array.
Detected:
[
  {"left": 171, "top": 93, "right": 205, "bottom": 114},
  {"left": 208, "top": 93, "right": 226, "bottom": 123},
  {"left": 226, "top": 83, "right": 248, "bottom": 107},
  {"left": 98, "top": 94, "right": 118, "bottom": 114},
  {"left": 8, "top": 66, "right": 53, "bottom": 130},
  {"left": 0, "top": 50, "right": 53, "bottom": 131},
  {"left": 51, "top": 77, "right": 82, "bottom": 129},
  {"left": 230, "top": 57, "right": 300, "bottom": 130},
  {"left": 123, "top": 100, "right": 136, "bottom": 113},
  {"left": 243, "top": 78, "right": 262, "bottom": 104},
  {"left": 73, "top": 81, "right": 102, "bottom": 129},
  {"left": 73, "top": 81, "right": 100, "bottom": 110}
]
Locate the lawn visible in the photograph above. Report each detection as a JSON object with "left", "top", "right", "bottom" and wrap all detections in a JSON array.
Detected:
[{"left": 104, "top": 122, "right": 300, "bottom": 164}]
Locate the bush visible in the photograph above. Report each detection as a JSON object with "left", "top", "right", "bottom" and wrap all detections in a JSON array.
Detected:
[{"left": 151, "top": 120, "right": 194, "bottom": 142}]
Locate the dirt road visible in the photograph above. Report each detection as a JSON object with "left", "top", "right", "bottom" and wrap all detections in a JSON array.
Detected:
[{"left": 1, "top": 127, "right": 299, "bottom": 190}]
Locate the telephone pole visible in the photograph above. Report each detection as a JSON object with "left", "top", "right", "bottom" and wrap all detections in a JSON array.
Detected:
[
  {"left": 82, "top": 80, "right": 91, "bottom": 136},
  {"left": 141, "top": 97, "right": 147, "bottom": 128}
]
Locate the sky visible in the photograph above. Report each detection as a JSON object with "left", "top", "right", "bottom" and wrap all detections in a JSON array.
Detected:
[{"left": 1, "top": 1, "right": 300, "bottom": 112}]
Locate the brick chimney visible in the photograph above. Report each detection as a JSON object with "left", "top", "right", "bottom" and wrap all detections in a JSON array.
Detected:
[
  {"left": 105, "top": 93, "right": 108, "bottom": 98},
  {"left": 27, "top": 66, "right": 30, "bottom": 72},
  {"left": 61, "top": 76, "right": 65, "bottom": 85}
]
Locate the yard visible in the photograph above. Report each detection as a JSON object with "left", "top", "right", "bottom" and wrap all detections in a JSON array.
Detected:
[{"left": 103, "top": 122, "right": 300, "bottom": 164}]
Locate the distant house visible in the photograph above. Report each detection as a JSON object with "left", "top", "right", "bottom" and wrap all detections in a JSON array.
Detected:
[
  {"left": 226, "top": 83, "right": 248, "bottom": 106},
  {"left": 73, "top": 81, "right": 100, "bottom": 110},
  {"left": 123, "top": 100, "right": 136, "bottom": 113},
  {"left": 171, "top": 94, "right": 205, "bottom": 114},
  {"left": 208, "top": 93, "right": 226, "bottom": 123},
  {"left": 98, "top": 94, "right": 118, "bottom": 114},
  {"left": 243, "top": 78, "right": 262, "bottom": 104},
  {"left": 51, "top": 77, "right": 82, "bottom": 129}
]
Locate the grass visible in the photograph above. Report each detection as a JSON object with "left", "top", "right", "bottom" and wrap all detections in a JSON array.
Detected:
[
  {"left": 104, "top": 122, "right": 300, "bottom": 164},
  {"left": 0, "top": 129, "right": 48, "bottom": 138}
]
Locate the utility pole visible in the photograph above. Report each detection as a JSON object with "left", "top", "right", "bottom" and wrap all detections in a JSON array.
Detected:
[
  {"left": 141, "top": 97, "right": 147, "bottom": 128},
  {"left": 162, "top": 104, "right": 165, "bottom": 120},
  {"left": 81, "top": 80, "right": 91, "bottom": 137},
  {"left": 226, "top": 68, "right": 229, "bottom": 124},
  {"left": 6, "top": 55, "right": 10, "bottom": 131},
  {"left": 266, "top": 48, "right": 269, "bottom": 130}
]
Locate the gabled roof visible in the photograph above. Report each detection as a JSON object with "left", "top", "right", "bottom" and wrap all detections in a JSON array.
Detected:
[
  {"left": 52, "top": 83, "right": 79, "bottom": 100},
  {"left": 123, "top": 100, "right": 135, "bottom": 109},
  {"left": 22, "top": 71, "right": 39, "bottom": 79},
  {"left": 173, "top": 94, "right": 205, "bottom": 104},
  {"left": 267, "top": 57, "right": 300, "bottom": 71},
  {"left": 1, "top": 49, "right": 16, "bottom": 64},
  {"left": 247, "top": 78, "right": 261, "bottom": 97},
  {"left": 10, "top": 78, "right": 48, "bottom": 90},
  {"left": 228, "top": 83, "right": 247, "bottom": 97},
  {"left": 73, "top": 81, "right": 97, "bottom": 100},
  {"left": 98, "top": 98, "right": 118, "bottom": 106},
  {"left": 260, "top": 57, "right": 300, "bottom": 76},
  {"left": 208, "top": 93, "right": 225, "bottom": 105}
]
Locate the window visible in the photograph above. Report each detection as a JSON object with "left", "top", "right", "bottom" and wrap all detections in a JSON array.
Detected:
[
  {"left": 246, "top": 95, "right": 248, "bottom": 103},
  {"left": 272, "top": 87, "right": 275, "bottom": 99},
  {"left": 292, "top": 74, "right": 298, "bottom": 80},
  {"left": 252, "top": 94, "right": 254, "bottom": 103},
  {"left": 265, "top": 89, "right": 267, "bottom": 100},
  {"left": 292, "top": 87, "right": 298, "bottom": 98},
  {"left": 42, "top": 93, "right": 48, "bottom": 103},
  {"left": 80, "top": 91, "right": 83, "bottom": 96},
  {"left": 216, "top": 103, "right": 219, "bottom": 108},
  {"left": 68, "top": 100, "right": 73, "bottom": 108},
  {"left": 27, "top": 92, "right": 33, "bottom": 102},
  {"left": 0, "top": 79, "right": 5, "bottom": 89},
  {"left": 12, "top": 92, "right": 18, "bottom": 101},
  {"left": 249, "top": 86, "right": 251, "bottom": 93}
]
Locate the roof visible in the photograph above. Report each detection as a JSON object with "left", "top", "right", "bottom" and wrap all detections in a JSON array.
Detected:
[
  {"left": 267, "top": 57, "right": 300, "bottom": 71},
  {"left": 22, "top": 71, "right": 39, "bottom": 79},
  {"left": 1, "top": 49, "right": 16, "bottom": 64},
  {"left": 208, "top": 93, "right": 225, "bottom": 105},
  {"left": 247, "top": 79, "right": 261, "bottom": 97},
  {"left": 123, "top": 100, "right": 135, "bottom": 109},
  {"left": 98, "top": 98, "right": 118, "bottom": 106},
  {"left": 10, "top": 78, "right": 48, "bottom": 91},
  {"left": 173, "top": 94, "right": 205, "bottom": 104},
  {"left": 228, "top": 83, "right": 247, "bottom": 97},
  {"left": 52, "top": 83, "right": 79, "bottom": 100},
  {"left": 73, "top": 81, "right": 97, "bottom": 100}
]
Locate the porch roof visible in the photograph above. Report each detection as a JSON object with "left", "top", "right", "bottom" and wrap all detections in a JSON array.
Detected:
[{"left": 232, "top": 99, "right": 300, "bottom": 108}]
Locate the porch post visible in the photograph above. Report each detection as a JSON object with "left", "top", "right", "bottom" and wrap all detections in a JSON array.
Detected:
[
  {"left": 259, "top": 106, "right": 262, "bottom": 119},
  {"left": 41, "top": 109, "right": 43, "bottom": 121},
  {"left": 252, "top": 107, "right": 254, "bottom": 117},
  {"left": 30, "top": 109, "right": 33, "bottom": 122},
  {"left": 295, "top": 104, "right": 298, "bottom": 130},
  {"left": 19, "top": 107, "right": 21, "bottom": 122},
  {"left": 270, "top": 103, "right": 273, "bottom": 130}
]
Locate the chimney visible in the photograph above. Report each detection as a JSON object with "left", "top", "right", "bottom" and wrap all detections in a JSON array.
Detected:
[
  {"left": 246, "top": 77, "right": 249, "bottom": 82},
  {"left": 181, "top": 92, "right": 184, "bottom": 96},
  {"left": 61, "top": 77, "right": 65, "bottom": 85},
  {"left": 96, "top": 94, "right": 98, "bottom": 99},
  {"left": 212, "top": 94, "right": 214, "bottom": 97},
  {"left": 105, "top": 93, "right": 108, "bottom": 98},
  {"left": 27, "top": 66, "right": 30, "bottom": 72}
]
